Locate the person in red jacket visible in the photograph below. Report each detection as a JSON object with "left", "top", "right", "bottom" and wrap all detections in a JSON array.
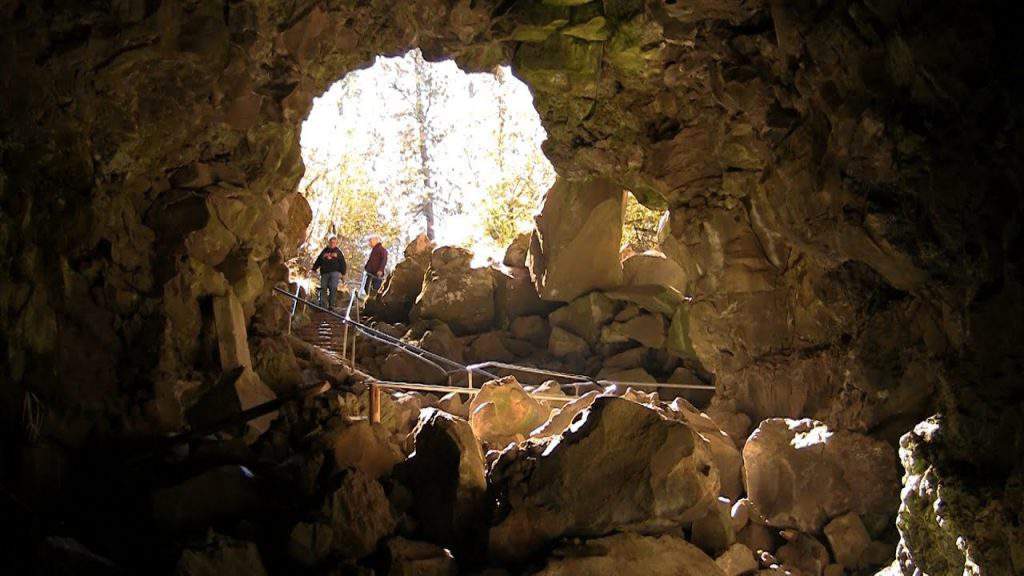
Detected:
[
  {"left": 363, "top": 235, "right": 388, "bottom": 295},
  {"left": 312, "top": 236, "right": 346, "bottom": 309}
]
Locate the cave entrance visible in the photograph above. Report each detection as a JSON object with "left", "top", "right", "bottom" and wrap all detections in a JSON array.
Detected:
[{"left": 295, "top": 49, "right": 556, "bottom": 293}]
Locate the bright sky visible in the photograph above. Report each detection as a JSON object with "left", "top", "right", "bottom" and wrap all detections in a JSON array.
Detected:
[{"left": 299, "top": 50, "right": 556, "bottom": 263}]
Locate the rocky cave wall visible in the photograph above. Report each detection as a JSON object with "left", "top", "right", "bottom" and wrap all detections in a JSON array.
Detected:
[{"left": 1, "top": 0, "right": 1021, "bottom": 574}]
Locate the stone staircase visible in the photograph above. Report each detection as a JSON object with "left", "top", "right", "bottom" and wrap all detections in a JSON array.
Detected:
[{"left": 293, "top": 309, "right": 352, "bottom": 363}]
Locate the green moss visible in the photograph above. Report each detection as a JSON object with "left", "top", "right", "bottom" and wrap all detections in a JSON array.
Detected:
[
  {"left": 605, "top": 14, "right": 664, "bottom": 80},
  {"left": 561, "top": 16, "right": 610, "bottom": 41}
]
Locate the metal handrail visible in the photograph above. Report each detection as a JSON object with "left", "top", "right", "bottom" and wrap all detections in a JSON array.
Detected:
[
  {"left": 275, "top": 286, "right": 498, "bottom": 381},
  {"left": 463, "top": 361, "right": 715, "bottom": 391},
  {"left": 368, "top": 379, "right": 575, "bottom": 403}
]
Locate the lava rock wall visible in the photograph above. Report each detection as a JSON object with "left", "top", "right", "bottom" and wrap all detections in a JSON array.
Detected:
[{"left": 1, "top": 1, "right": 1021, "bottom": 573}]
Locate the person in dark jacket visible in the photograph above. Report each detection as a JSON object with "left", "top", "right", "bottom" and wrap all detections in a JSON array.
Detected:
[
  {"left": 364, "top": 235, "right": 388, "bottom": 295},
  {"left": 312, "top": 236, "right": 346, "bottom": 309}
]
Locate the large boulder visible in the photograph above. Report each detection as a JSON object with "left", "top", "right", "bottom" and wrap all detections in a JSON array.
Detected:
[
  {"left": 493, "top": 266, "right": 559, "bottom": 323},
  {"left": 776, "top": 531, "right": 831, "bottom": 576},
  {"left": 330, "top": 421, "right": 404, "bottom": 480},
  {"left": 823, "top": 512, "right": 871, "bottom": 569},
  {"left": 412, "top": 246, "right": 496, "bottom": 335},
  {"left": 381, "top": 351, "right": 447, "bottom": 385},
  {"left": 394, "top": 409, "right": 487, "bottom": 556},
  {"left": 896, "top": 417, "right": 1024, "bottom": 576},
  {"left": 503, "top": 232, "right": 531, "bottom": 268},
  {"left": 665, "top": 398, "right": 744, "bottom": 501},
  {"left": 509, "top": 315, "right": 550, "bottom": 346},
  {"left": 600, "top": 313, "right": 666, "bottom": 349},
  {"left": 252, "top": 335, "right": 302, "bottom": 395},
  {"left": 548, "top": 291, "right": 619, "bottom": 344},
  {"left": 288, "top": 469, "right": 396, "bottom": 563},
  {"left": 197, "top": 367, "right": 277, "bottom": 442},
  {"left": 466, "top": 331, "right": 515, "bottom": 363},
  {"left": 528, "top": 178, "right": 625, "bottom": 302},
  {"left": 534, "top": 532, "right": 725, "bottom": 576},
  {"left": 548, "top": 326, "right": 590, "bottom": 358},
  {"left": 176, "top": 532, "right": 267, "bottom": 576},
  {"left": 370, "top": 234, "right": 434, "bottom": 322},
  {"left": 530, "top": 390, "right": 601, "bottom": 439},
  {"left": 153, "top": 465, "right": 267, "bottom": 532},
  {"left": 743, "top": 418, "right": 900, "bottom": 533},
  {"left": 621, "top": 250, "right": 689, "bottom": 293},
  {"left": 488, "top": 397, "right": 719, "bottom": 562},
  {"left": 385, "top": 537, "right": 456, "bottom": 576},
  {"left": 467, "top": 376, "right": 551, "bottom": 448}
]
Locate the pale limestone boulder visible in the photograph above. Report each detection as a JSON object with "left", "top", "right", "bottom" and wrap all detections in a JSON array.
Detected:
[
  {"left": 548, "top": 291, "right": 618, "bottom": 344},
  {"left": 534, "top": 532, "right": 725, "bottom": 576},
  {"left": 824, "top": 512, "right": 870, "bottom": 569},
  {"left": 529, "top": 390, "right": 601, "bottom": 439},
  {"left": 395, "top": 409, "right": 487, "bottom": 554},
  {"left": 331, "top": 421, "right": 404, "bottom": 480},
  {"left": 622, "top": 250, "right": 689, "bottom": 293},
  {"left": 743, "top": 418, "right": 900, "bottom": 533},
  {"left": 528, "top": 178, "right": 625, "bottom": 302},
  {"left": 468, "top": 376, "right": 550, "bottom": 447},
  {"left": 488, "top": 397, "right": 719, "bottom": 562},
  {"left": 716, "top": 543, "right": 759, "bottom": 576}
]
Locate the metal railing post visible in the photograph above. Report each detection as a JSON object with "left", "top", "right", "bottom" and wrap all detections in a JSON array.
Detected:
[
  {"left": 350, "top": 293, "right": 360, "bottom": 370},
  {"left": 370, "top": 381, "right": 382, "bottom": 424}
]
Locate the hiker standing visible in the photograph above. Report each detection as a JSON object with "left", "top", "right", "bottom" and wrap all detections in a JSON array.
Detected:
[
  {"left": 312, "top": 236, "right": 346, "bottom": 309},
  {"left": 364, "top": 235, "right": 388, "bottom": 295}
]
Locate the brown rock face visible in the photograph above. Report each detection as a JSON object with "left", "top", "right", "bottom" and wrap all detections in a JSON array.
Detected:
[
  {"left": 413, "top": 247, "right": 496, "bottom": 335},
  {"left": 288, "top": 469, "right": 397, "bottom": 563},
  {"left": 534, "top": 532, "right": 725, "bottom": 576},
  {"left": 395, "top": 409, "right": 487, "bottom": 557},
  {"left": 177, "top": 532, "right": 268, "bottom": 576},
  {"left": 743, "top": 418, "right": 900, "bottom": 534},
  {"left": 487, "top": 397, "right": 719, "bottom": 562},
  {"left": 528, "top": 178, "right": 625, "bottom": 302}
]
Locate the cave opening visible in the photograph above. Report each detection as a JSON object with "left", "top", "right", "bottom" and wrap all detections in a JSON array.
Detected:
[
  {"left": 295, "top": 49, "right": 555, "bottom": 290},
  {"left": 2, "top": 2, "right": 1022, "bottom": 575}
]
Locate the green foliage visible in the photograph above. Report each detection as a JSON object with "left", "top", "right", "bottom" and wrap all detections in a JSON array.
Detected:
[
  {"left": 622, "top": 192, "right": 664, "bottom": 252},
  {"left": 300, "top": 160, "right": 402, "bottom": 278},
  {"left": 482, "top": 179, "right": 535, "bottom": 247}
]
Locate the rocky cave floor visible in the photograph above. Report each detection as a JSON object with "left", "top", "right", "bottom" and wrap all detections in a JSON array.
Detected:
[{"left": 38, "top": 235, "right": 910, "bottom": 576}]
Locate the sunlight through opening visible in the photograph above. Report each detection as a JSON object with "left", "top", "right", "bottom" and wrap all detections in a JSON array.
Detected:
[{"left": 297, "top": 49, "right": 556, "bottom": 275}]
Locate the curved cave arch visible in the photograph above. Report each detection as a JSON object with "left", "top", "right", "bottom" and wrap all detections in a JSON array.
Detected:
[{"left": 1, "top": 1, "right": 1021, "bottom": 574}]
